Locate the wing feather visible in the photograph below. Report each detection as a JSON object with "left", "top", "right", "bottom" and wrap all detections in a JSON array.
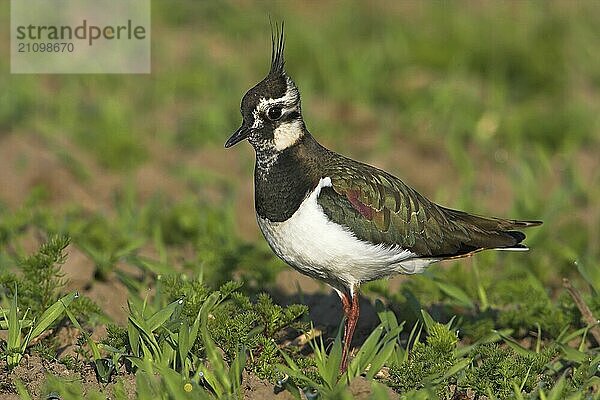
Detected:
[{"left": 317, "top": 158, "right": 541, "bottom": 259}]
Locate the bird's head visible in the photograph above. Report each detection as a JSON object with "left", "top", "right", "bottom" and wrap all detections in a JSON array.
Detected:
[{"left": 225, "top": 24, "right": 305, "bottom": 153}]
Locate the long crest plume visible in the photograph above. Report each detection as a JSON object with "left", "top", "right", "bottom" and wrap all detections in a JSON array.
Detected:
[{"left": 269, "top": 21, "right": 286, "bottom": 77}]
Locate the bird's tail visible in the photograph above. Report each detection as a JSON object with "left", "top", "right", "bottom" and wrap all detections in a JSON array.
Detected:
[{"left": 441, "top": 207, "right": 542, "bottom": 251}]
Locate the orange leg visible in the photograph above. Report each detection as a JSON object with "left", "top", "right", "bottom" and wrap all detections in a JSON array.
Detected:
[{"left": 337, "top": 286, "right": 360, "bottom": 373}]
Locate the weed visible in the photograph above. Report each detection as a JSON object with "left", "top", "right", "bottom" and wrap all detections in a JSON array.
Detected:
[
  {"left": 490, "top": 269, "right": 570, "bottom": 337},
  {"left": 210, "top": 291, "right": 308, "bottom": 381},
  {"left": 0, "top": 288, "right": 78, "bottom": 369},
  {"left": 387, "top": 317, "right": 459, "bottom": 396},
  {"left": 103, "top": 323, "right": 129, "bottom": 352},
  {"left": 461, "top": 344, "right": 557, "bottom": 399},
  {"left": 1, "top": 235, "right": 68, "bottom": 316}
]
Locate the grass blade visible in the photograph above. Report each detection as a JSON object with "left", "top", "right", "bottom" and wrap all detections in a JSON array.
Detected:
[
  {"left": 29, "top": 292, "right": 78, "bottom": 339},
  {"left": 14, "top": 379, "right": 32, "bottom": 400},
  {"left": 147, "top": 298, "right": 182, "bottom": 332},
  {"left": 7, "top": 285, "right": 21, "bottom": 367},
  {"left": 432, "top": 279, "right": 475, "bottom": 309},
  {"left": 420, "top": 309, "right": 436, "bottom": 333}
]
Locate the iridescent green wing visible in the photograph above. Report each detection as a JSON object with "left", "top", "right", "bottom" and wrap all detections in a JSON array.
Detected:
[{"left": 317, "top": 158, "right": 531, "bottom": 257}]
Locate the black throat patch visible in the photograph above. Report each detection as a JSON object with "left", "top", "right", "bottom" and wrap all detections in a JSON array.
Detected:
[{"left": 254, "top": 133, "right": 328, "bottom": 222}]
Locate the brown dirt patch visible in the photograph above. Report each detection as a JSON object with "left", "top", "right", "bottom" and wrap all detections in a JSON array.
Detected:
[
  {"left": 242, "top": 371, "right": 295, "bottom": 400},
  {"left": 0, "top": 355, "right": 136, "bottom": 399}
]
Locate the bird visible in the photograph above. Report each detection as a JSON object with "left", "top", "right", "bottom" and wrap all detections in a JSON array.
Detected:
[{"left": 224, "top": 25, "right": 542, "bottom": 373}]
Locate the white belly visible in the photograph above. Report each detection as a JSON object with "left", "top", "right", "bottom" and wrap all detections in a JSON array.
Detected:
[{"left": 257, "top": 177, "right": 434, "bottom": 290}]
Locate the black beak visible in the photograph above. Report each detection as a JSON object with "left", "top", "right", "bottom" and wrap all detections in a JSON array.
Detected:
[{"left": 225, "top": 124, "right": 250, "bottom": 148}]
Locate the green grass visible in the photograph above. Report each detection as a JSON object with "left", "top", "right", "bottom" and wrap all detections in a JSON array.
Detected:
[{"left": 0, "top": 0, "right": 599, "bottom": 398}]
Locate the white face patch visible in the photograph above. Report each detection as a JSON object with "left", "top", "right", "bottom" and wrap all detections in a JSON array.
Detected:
[{"left": 273, "top": 119, "right": 303, "bottom": 151}]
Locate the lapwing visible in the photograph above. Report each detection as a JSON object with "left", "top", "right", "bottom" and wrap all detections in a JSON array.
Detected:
[{"left": 225, "top": 25, "right": 542, "bottom": 373}]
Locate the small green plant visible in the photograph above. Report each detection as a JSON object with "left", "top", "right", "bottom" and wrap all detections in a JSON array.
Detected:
[
  {"left": 198, "top": 293, "right": 247, "bottom": 397},
  {"left": 0, "top": 234, "right": 102, "bottom": 325},
  {"left": 279, "top": 328, "right": 354, "bottom": 399},
  {"left": 0, "top": 235, "right": 69, "bottom": 315},
  {"left": 0, "top": 287, "right": 78, "bottom": 369},
  {"left": 77, "top": 214, "right": 145, "bottom": 281},
  {"left": 126, "top": 295, "right": 186, "bottom": 367},
  {"left": 387, "top": 310, "right": 463, "bottom": 396},
  {"left": 210, "top": 291, "right": 307, "bottom": 380},
  {"left": 279, "top": 302, "right": 404, "bottom": 399},
  {"left": 490, "top": 270, "right": 571, "bottom": 337},
  {"left": 460, "top": 343, "right": 557, "bottom": 399}
]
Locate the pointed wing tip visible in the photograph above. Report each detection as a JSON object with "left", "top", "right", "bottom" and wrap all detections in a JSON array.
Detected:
[{"left": 518, "top": 220, "right": 543, "bottom": 227}]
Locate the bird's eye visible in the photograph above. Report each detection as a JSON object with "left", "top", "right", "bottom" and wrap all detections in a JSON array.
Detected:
[{"left": 267, "top": 106, "right": 283, "bottom": 121}]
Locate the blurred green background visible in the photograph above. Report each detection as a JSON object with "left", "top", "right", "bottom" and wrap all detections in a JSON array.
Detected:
[
  {"left": 1, "top": 0, "right": 599, "bottom": 316},
  {"left": 1, "top": 2, "right": 600, "bottom": 397}
]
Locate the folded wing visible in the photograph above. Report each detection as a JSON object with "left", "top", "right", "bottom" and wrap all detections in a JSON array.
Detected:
[{"left": 317, "top": 159, "right": 541, "bottom": 260}]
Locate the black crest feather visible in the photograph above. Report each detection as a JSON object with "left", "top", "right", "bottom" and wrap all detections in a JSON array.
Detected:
[{"left": 269, "top": 21, "right": 285, "bottom": 77}]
